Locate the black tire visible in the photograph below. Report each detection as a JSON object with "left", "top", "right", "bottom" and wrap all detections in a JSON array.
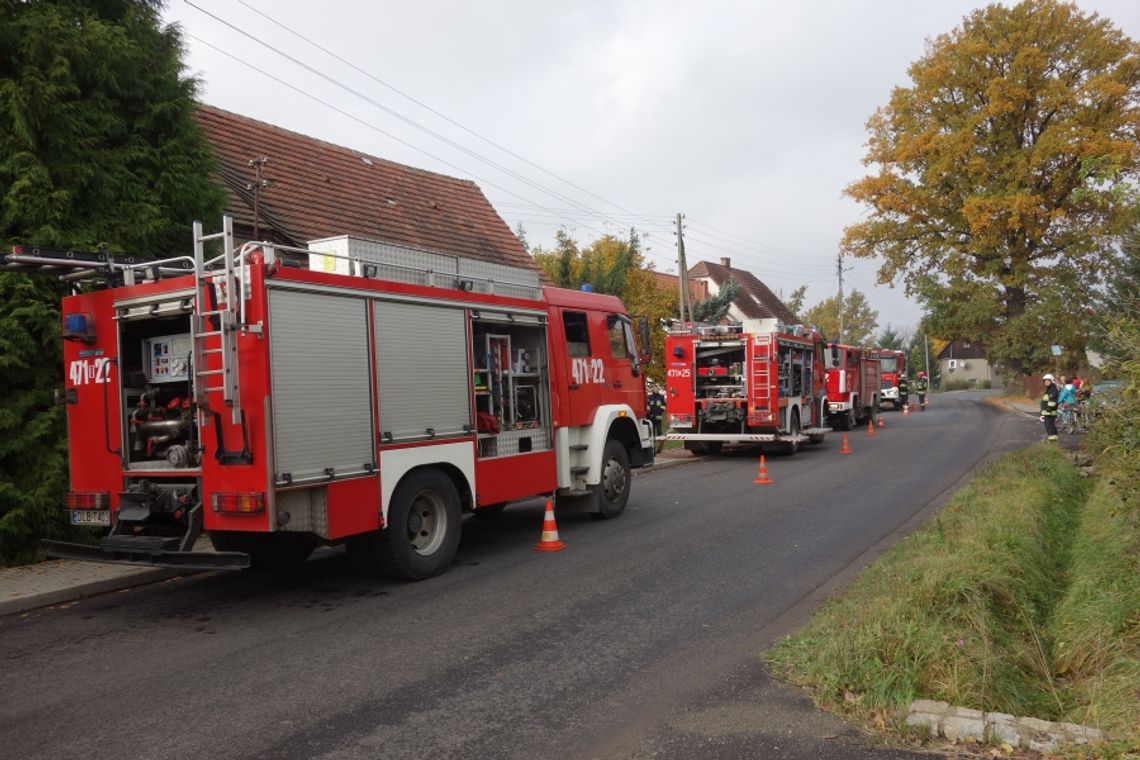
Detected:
[
  {"left": 347, "top": 468, "right": 461, "bottom": 581},
  {"left": 209, "top": 532, "right": 317, "bottom": 571},
  {"left": 590, "top": 438, "right": 632, "bottom": 520},
  {"left": 784, "top": 409, "right": 801, "bottom": 455}
]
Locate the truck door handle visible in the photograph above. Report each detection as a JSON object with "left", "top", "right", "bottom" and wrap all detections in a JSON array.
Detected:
[
  {"left": 568, "top": 383, "right": 580, "bottom": 390},
  {"left": 613, "top": 381, "right": 623, "bottom": 388}
]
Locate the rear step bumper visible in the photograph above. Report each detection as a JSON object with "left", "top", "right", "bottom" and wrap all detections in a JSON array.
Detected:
[{"left": 42, "top": 539, "right": 249, "bottom": 571}]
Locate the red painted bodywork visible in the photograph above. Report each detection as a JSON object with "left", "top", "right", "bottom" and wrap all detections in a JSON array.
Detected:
[
  {"left": 663, "top": 326, "right": 828, "bottom": 437},
  {"left": 824, "top": 344, "right": 881, "bottom": 421},
  {"left": 60, "top": 255, "right": 647, "bottom": 542},
  {"left": 872, "top": 348, "right": 908, "bottom": 404}
]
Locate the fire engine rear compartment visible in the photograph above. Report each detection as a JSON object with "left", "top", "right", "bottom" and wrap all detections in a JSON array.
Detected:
[
  {"left": 692, "top": 340, "right": 748, "bottom": 433},
  {"left": 117, "top": 305, "right": 197, "bottom": 471}
]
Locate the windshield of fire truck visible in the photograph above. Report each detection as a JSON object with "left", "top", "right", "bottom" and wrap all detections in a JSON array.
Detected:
[{"left": 879, "top": 356, "right": 899, "bottom": 373}]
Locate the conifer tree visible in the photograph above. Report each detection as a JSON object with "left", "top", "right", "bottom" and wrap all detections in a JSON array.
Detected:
[{"left": 0, "top": 1, "right": 224, "bottom": 563}]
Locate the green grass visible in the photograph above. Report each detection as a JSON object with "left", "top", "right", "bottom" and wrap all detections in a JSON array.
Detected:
[{"left": 765, "top": 446, "right": 1139, "bottom": 753}]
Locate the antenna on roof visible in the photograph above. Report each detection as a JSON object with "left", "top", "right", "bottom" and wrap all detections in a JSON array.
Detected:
[{"left": 247, "top": 156, "right": 271, "bottom": 239}]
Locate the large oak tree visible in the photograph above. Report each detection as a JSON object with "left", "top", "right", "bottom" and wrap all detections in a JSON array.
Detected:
[
  {"left": 0, "top": 0, "right": 223, "bottom": 563},
  {"left": 842, "top": 0, "right": 1140, "bottom": 375}
]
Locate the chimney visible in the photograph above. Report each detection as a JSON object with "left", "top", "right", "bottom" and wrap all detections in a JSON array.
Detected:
[{"left": 720, "top": 257, "right": 731, "bottom": 268}]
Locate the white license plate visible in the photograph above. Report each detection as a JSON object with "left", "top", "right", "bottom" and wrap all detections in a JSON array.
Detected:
[{"left": 70, "top": 510, "right": 110, "bottom": 526}]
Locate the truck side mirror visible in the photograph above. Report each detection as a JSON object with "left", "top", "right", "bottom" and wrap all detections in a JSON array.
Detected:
[
  {"left": 54, "top": 388, "right": 78, "bottom": 406},
  {"left": 637, "top": 316, "right": 652, "bottom": 363}
]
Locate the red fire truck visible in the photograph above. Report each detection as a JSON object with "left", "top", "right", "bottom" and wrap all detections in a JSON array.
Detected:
[
  {"left": 9, "top": 216, "right": 656, "bottom": 579},
  {"left": 824, "top": 343, "right": 881, "bottom": 430},
  {"left": 873, "top": 348, "right": 908, "bottom": 410},
  {"left": 662, "top": 319, "right": 831, "bottom": 454}
]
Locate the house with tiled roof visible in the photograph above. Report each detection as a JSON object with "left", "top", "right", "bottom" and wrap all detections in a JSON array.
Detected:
[
  {"left": 192, "top": 104, "right": 532, "bottom": 272},
  {"left": 687, "top": 257, "right": 798, "bottom": 325},
  {"left": 648, "top": 269, "right": 704, "bottom": 305},
  {"left": 937, "top": 338, "right": 993, "bottom": 386}
]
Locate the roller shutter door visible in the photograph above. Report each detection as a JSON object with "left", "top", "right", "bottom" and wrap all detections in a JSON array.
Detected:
[
  {"left": 269, "top": 289, "right": 374, "bottom": 483},
  {"left": 375, "top": 301, "right": 469, "bottom": 441}
]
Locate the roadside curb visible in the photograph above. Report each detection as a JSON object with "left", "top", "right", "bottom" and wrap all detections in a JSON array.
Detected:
[{"left": 0, "top": 564, "right": 185, "bottom": 618}]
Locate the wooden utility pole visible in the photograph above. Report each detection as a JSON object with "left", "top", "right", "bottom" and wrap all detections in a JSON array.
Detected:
[
  {"left": 837, "top": 251, "right": 845, "bottom": 343},
  {"left": 247, "top": 157, "right": 271, "bottom": 239},
  {"left": 676, "top": 213, "right": 691, "bottom": 322}
]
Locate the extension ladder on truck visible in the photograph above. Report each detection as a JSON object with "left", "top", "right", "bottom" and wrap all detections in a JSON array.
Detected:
[
  {"left": 750, "top": 333, "right": 773, "bottom": 415},
  {"left": 191, "top": 217, "right": 242, "bottom": 425}
]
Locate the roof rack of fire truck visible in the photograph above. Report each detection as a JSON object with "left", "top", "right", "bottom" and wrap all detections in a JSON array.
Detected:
[
  {"left": 663, "top": 320, "right": 746, "bottom": 337},
  {"left": 2, "top": 245, "right": 196, "bottom": 284},
  {"left": 663, "top": 319, "right": 822, "bottom": 341},
  {"left": 6, "top": 227, "right": 544, "bottom": 300}
]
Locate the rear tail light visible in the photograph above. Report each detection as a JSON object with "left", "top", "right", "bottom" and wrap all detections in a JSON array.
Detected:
[
  {"left": 211, "top": 492, "right": 265, "bottom": 514},
  {"left": 66, "top": 492, "right": 109, "bottom": 509}
]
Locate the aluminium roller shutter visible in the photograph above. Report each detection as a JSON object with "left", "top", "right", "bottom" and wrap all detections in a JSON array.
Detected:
[
  {"left": 268, "top": 289, "right": 374, "bottom": 483},
  {"left": 375, "top": 301, "right": 469, "bottom": 441}
]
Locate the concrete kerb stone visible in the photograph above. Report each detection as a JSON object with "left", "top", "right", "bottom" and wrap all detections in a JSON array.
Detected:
[
  {"left": 906, "top": 700, "right": 1106, "bottom": 751},
  {"left": 0, "top": 562, "right": 184, "bottom": 618},
  {"left": 985, "top": 712, "right": 1020, "bottom": 745},
  {"left": 904, "top": 700, "right": 948, "bottom": 736},
  {"left": 942, "top": 706, "right": 985, "bottom": 743}
]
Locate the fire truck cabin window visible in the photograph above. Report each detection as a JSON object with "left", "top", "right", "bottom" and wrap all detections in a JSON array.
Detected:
[
  {"left": 606, "top": 314, "right": 632, "bottom": 359},
  {"left": 879, "top": 356, "right": 898, "bottom": 373},
  {"left": 564, "top": 312, "right": 590, "bottom": 357}
]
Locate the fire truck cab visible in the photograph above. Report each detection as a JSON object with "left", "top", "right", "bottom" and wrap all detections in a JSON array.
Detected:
[
  {"left": 874, "top": 348, "right": 908, "bottom": 410},
  {"left": 20, "top": 216, "right": 656, "bottom": 579},
  {"left": 662, "top": 319, "right": 830, "bottom": 455}
]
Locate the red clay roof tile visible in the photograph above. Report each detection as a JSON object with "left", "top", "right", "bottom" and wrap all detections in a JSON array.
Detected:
[{"left": 193, "top": 104, "right": 533, "bottom": 271}]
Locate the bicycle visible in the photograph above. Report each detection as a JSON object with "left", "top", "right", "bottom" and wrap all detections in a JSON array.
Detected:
[{"left": 1059, "top": 401, "right": 1087, "bottom": 434}]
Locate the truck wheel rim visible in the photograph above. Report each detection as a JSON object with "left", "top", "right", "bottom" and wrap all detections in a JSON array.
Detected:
[
  {"left": 407, "top": 491, "right": 446, "bottom": 555},
  {"left": 602, "top": 458, "right": 627, "bottom": 502}
]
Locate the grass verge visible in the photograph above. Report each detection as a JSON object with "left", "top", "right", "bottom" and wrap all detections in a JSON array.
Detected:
[{"left": 764, "top": 445, "right": 1139, "bottom": 756}]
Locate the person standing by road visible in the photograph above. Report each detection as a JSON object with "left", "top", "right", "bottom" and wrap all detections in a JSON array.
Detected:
[
  {"left": 1040, "top": 373, "right": 1060, "bottom": 441},
  {"left": 897, "top": 373, "right": 910, "bottom": 411},
  {"left": 915, "top": 371, "right": 929, "bottom": 410},
  {"left": 647, "top": 384, "right": 666, "bottom": 453}
]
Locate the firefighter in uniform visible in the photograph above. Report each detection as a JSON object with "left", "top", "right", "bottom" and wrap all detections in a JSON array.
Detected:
[
  {"left": 1040, "top": 373, "right": 1060, "bottom": 441},
  {"left": 915, "top": 371, "right": 929, "bottom": 410},
  {"left": 647, "top": 385, "right": 666, "bottom": 453},
  {"left": 897, "top": 373, "right": 910, "bottom": 411}
]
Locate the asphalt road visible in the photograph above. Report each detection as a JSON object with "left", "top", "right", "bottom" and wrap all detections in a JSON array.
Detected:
[{"left": 0, "top": 391, "right": 1041, "bottom": 760}]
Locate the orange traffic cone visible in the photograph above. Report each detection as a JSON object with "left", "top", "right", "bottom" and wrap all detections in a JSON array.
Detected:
[
  {"left": 877, "top": 417, "right": 885, "bottom": 428},
  {"left": 902, "top": 402, "right": 910, "bottom": 416},
  {"left": 534, "top": 498, "right": 567, "bottom": 552},
  {"left": 753, "top": 454, "right": 773, "bottom": 485},
  {"left": 867, "top": 418, "right": 876, "bottom": 437},
  {"left": 839, "top": 433, "right": 853, "bottom": 455}
]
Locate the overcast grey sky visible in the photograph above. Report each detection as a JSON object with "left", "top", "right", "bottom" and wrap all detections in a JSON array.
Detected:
[{"left": 162, "top": 0, "right": 1140, "bottom": 335}]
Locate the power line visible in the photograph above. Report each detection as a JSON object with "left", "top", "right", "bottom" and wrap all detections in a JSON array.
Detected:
[
  {"left": 234, "top": 0, "right": 668, "bottom": 232},
  {"left": 184, "top": 33, "right": 619, "bottom": 247},
  {"left": 185, "top": 0, "right": 672, "bottom": 245},
  {"left": 183, "top": 1, "right": 632, "bottom": 230},
  {"left": 179, "top": 4, "right": 920, "bottom": 322}
]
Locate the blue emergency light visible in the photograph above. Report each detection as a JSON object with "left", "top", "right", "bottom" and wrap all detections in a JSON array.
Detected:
[{"left": 63, "top": 313, "right": 96, "bottom": 344}]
